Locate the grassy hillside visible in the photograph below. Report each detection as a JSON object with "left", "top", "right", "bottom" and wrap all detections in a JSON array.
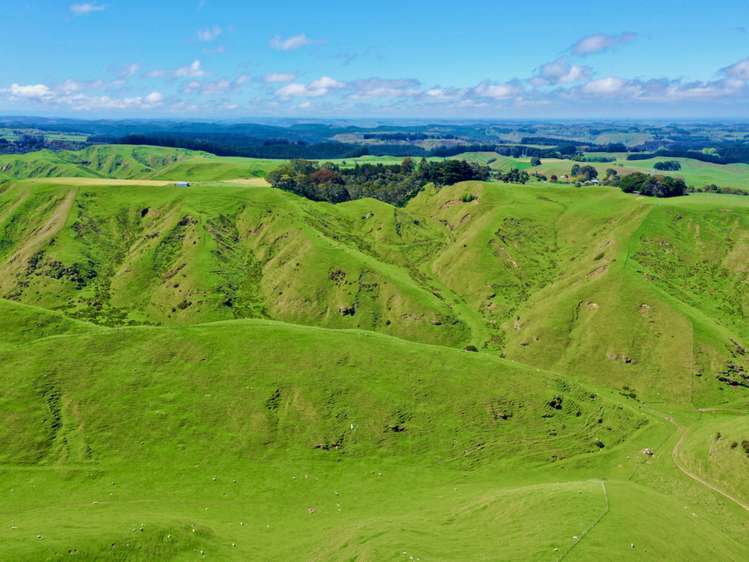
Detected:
[
  {"left": 0, "top": 179, "right": 469, "bottom": 346},
  {"left": 1, "top": 154, "right": 748, "bottom": 560},
  {"left": 406, "top": 182, "right": 748, "bottom": 406},
  {"left": 0, "top": 146, "right": 278, "bottom": 182},
  {"left": 2, "top": 300, "right": 749, "bottom": 561},
  {"left": 1, "top": 178, "right": 746, "bottom": 404}
]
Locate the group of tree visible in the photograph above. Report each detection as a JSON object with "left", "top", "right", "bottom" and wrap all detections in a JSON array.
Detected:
[
  {"left": 266, "top": 158, "right": 490, "bottom": 206},
  {"left": 494, "top": 168, "right": 530, "bottom": 184},
  {"left": 616, "top": 172, "right": 687, "bottom": 198},
  {"left": 653, "top": 160, "right": 682, "bottom": 171},
  {"left": 570, "top": 164, "right": 599, "bottom": 181}
]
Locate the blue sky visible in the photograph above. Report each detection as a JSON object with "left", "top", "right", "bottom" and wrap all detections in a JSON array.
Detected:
[{"left": 2, "top": 0, "right": 749, "bottom": 118}]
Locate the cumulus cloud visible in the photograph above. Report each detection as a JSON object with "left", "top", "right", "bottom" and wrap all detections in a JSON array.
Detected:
[
  {"left": 530, "top": 59, "right": 591, "bottom": 86},
  {"left": 573, "top": 75, "right": 746, "bottom": 101},
  {"left": 197, "top": 25, "right": 222, "bottom": 42},
  {"left": 581, "top": 76, "right": 629, "bottom": 95},
  {"left": 4, "top": 81, "right": 164, "bottom": 111},
  {"left": 571, "top": 32, "right": 637, "bottom": 56},
  {"left": 468, "top": 81, "right": 523, "bottom": 100},
  {"left": 8, "top": 83, "right": 54, "bottom": 100},
  {"left": 264, "top": 73, "right": 296, "bottom": 83},
  {"left": 270, "top": 33, "right": 315, "bottom": 51},
  {"left": 276, "top": 76, "right": 343, "bottom": 97},
  {"left": 69, "top": 3, "right": 106, "bottom": 15}
]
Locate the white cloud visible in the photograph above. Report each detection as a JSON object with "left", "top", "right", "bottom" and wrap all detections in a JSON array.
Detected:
[
  {"left": 276, "top": 76, "right": 343, "bottom": 97},
  {"left": 574, "top": 76, "right": 745, "bottom": 101},
  {"left": 197, "top": 25, "right": 222, "bottom": 42},
  {"left": 4, "top": 82, "right": 164, "bottom": 111},
  {"left": 174, "top": 60, "right": 206, "bottom": 78},
  {"left": 571, "top": 32, "right": 637, "bottom": 56},
  {"left": 270, "top": 33, "right": 315, "bottom": 51},
  {"left": 264, "top": 73, "right": 296, "bottom": 83},
  {"left": 58, "top": 80, "right": 83, "bottom": 94},
  {"left": 69, "top": 3, "right": 106, "bottom": 15},
  {"left": 721, "top": 57, "right": 749, "bottom": 80},
  {"left": 8, "top": 83, "right": 54, "bottom": 100},
  {"left": 531, "top": 59, "right": 591, "bottom": 86},
  {"left": 469, "top": 81, "right": 523, "bottom": 100},
  {"left": 582, "top": 76, "right": 628, "bottom": 95},
  {"left": 144, "top": 91, "right": 164, "bottom": 104}
]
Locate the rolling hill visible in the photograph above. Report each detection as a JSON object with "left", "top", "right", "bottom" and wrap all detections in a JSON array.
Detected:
[{"left": 0, "top": 146, "right": 747, "bottom": 560}]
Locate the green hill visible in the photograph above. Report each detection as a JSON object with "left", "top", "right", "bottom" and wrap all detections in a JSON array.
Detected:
[
  {"left": 0, "top": 146, "right": 278, "bottom": 182},
  {"left": 0, "top": 150, "right": 748, "bottom": 560}
]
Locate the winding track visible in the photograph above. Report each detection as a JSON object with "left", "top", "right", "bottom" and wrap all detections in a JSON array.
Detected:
[{"left": 664, "top": 414, "right": 749, "bottom": 512}]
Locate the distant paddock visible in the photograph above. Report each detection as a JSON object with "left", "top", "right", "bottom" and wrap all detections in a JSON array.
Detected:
[
  {"left": 221, "top": 178, "right": 270, "bottom": 187},
  {"left": 22, "top": 177, "right": 270, "bottom": 187},
  {"left": 24, "top": 177, "right": 174, "bottom": 187}
]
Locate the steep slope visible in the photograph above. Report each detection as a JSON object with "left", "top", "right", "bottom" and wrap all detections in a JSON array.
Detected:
[
  {"left": 2, "top": 178, "right": 747, "bottom": 405},
  {"left": 0, "top": 180, "right": 469, "bottom": 346},
  {"left": 406, "top": 183, "right": 749, "bottom": 406}
]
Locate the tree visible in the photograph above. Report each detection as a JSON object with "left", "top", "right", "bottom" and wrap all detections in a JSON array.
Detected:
[
  {"left": 571, "top": 164, "right": 598, "bottom": 181},
  {"left": 530, "top": 156, "right": 542, "bottom": 166}
]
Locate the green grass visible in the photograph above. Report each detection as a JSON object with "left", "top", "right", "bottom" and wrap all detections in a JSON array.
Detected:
[
  {"left": 1, "top": 299, "right": 747, "bottom": 561},
  {"left": 528, "top": 154, "right": 749, "bottom": 191},
  {"left": 0, "top": 149, "right": 748, "bottom": 560}
]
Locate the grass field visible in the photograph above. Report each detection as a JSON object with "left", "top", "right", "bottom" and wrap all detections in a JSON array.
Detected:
[
  {"left": 0, "top": 146, "right": 747, "bottom": 559},
  {"left": 530, "top": 154, "right": 749, "bottom": 191}
]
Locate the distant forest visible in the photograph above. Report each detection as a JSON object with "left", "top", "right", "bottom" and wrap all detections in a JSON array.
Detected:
[{"left": 3, "top": 117, "right": 749, "bottom": 164}]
